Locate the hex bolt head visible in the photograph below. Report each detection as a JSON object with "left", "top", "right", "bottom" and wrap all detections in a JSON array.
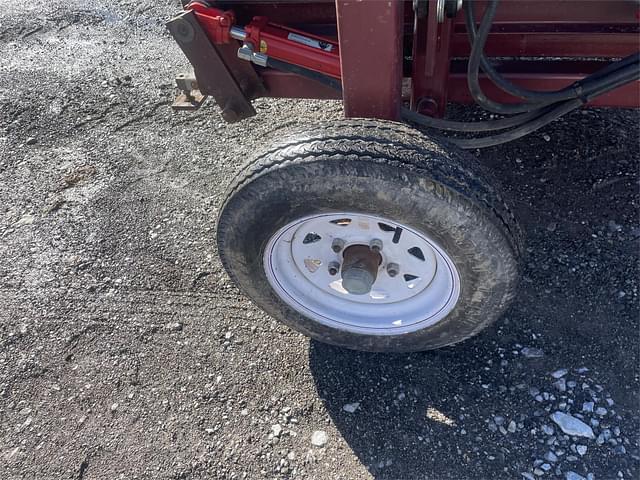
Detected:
[
  {"left": 369, "top": 238, "right": 383, "bottom": 252},
  {"left": 328, "top": 261, "right": 340, "bottom": 276},
  {"left": 331, "top": 238, "right": 345, "bottom": 253},
  {"left": 386, "top": 262, "right": 399, "bottom": 277}
]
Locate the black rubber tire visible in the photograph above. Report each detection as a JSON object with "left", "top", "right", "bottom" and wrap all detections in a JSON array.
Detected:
[{"left": 216, "top": 119, "right": 523, "bottom": 352}]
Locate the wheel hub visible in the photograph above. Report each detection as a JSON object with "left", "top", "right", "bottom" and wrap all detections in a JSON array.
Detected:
[
  {"left": 263, "top": 212, "right": 460, "bottom": 335},
  {"left": 340, "top": 245, "right": 382, "bottom": 295}
]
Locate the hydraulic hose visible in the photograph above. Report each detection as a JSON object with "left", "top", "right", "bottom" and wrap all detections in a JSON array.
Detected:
[
  {"left": 401, "top": 54, "right": 640, "bottom": 133},
  {"left": 466, "top": 0, "right": 550, "bottom": 114},
  {"left": 265, "top": 57, "right": 343, "bottom": 92},
  {"left": 400, "top": 106, "right": 551, "bottom": 132},
  {"left": 464, "top": 0, "right": 578, "bottom": 104},
  {"left": 448, "top": 62, "right": 640, "bottom": 149},
  {"left": 465, "top": 1, "right": 639, "bottom": 106}
]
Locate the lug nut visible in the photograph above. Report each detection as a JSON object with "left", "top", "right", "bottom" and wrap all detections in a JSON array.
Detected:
[
  {"left": 331, "top": 238, "right": 345, "bottom": 253},
  {"left": 369, "top": 238, "right": 383, "bottom": 252},
  {"left": 386, "top": 262, "right": 399, "bottom": 277},
  {"left": 328, "top": 261, "right": 340, "bottom": 276}
]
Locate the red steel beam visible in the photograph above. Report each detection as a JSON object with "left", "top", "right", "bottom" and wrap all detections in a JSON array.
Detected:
[
  {"left": 450, "top": 29, "right": 639, "bottom": 58},
  {"left": 335, "top": 0, "right": 404, "bottom": 120},
  {"left": 452, "top": 0, "right": 639, "bottom": 25}
]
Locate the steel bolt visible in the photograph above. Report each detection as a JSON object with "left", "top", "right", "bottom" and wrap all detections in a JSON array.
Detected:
[
  {"left": 331, "top": 238, "right": 345, "bottom": 253},
  {"left": 386, "top": 262, "right": 399, "bottom": 278},
  {"left": 328, "top": 261, "right": 340, "bottom": 276},
  {"left": 369, "top": 238, "right": 383, "bottom": 252}
]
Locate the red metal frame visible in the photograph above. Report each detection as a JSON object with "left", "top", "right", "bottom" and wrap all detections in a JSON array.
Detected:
[
  {"left": 179, "top": 0, "right": 640, "bottom": 119},
  {"left": 336, "top": 0, "right": 404, "bottom": 120}
]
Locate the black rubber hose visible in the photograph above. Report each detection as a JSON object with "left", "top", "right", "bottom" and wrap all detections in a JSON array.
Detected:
[
  {"left": 449, "top": 62, "right": 640, "bottom": 149},
  {"left": 580, "top": 52, "right": 640, "bottom": 84},
  {"left": 401, "top": 54, "right": 640, "bottom": 132},
  {"left": 451, "top": 99, "right": 582, "bottom": 148},
  {"left": 464, "top": 0, "right": 577, "bottom": 103},
  {"left": 466, "top": 0, "right": 552, "bottom": 114},
  {"left": 581, "top": 62, "right": 640, "bottom": 99},
  {"left": 265, "top": 57, "right": 343, "bottom": 92},
  {"left": 400, "top": 106, "right": 551, "bottom": 132},
  {"left": 465, "top": 2, "right": 640, "bottom": 104}
]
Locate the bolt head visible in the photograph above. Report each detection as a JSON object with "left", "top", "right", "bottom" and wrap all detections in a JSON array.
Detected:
[
  {"left": 328, "top": 261, "right": 340, "bottom": 276},
  {"left": 369, "top": 238, "right": 383, "bottom": 252},
  {"left": 387, "top": 262, "right": 399, "bottom": 277},
  {"left": 331, "top": 238, "right": 345, "bottom": 253}
]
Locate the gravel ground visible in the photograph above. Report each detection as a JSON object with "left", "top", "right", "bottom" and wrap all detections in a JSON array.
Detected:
[{"left": 1, "top": 2, "right": 639, "bottom": 479}]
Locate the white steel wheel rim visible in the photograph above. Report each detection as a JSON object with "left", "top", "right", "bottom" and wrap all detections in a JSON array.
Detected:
[{"left": 263, "top": 212, "right": 461, "bottom": 335}]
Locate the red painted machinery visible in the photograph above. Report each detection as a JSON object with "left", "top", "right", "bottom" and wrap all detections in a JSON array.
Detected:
[{"left": 168, "top": 1, "right": 639, "bottom": 352}]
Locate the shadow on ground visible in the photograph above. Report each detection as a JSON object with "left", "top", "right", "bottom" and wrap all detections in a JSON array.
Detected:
[{"left": 309, "top": 109, "right": 639, "bottom": 480}]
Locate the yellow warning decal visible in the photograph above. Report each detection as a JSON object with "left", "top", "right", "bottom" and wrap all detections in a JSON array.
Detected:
[{"left": 260, "top": 40, "right": 268, "bottom": 53}]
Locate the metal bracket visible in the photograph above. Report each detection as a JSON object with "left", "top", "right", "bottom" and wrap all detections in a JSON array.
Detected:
[
  {"left": 167, "top": 11, "right": 265, "bottom": 123},
  {"left": 172, "top": 73, "right": 207, "bottom": 111}
]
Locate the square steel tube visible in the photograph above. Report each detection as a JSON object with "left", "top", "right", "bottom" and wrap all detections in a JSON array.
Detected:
[{"left": 335, "top": 0, "right": 404, "bottom": 120}]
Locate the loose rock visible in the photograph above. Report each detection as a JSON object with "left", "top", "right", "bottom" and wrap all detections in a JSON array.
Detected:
[
  {"left": 521, "top": 347, "right": 544, "bottom": 358},
  {"left": 551, "top": 369, "right": 568, "bottom": 379},
  {"left": 551, "top": 412, "right": 595, "bottom": 439},
  {"left": 566, "top": 472, "right": 586, "bottom": 480},
  {"left": 311, "top": 430, "right": 327, "bottom": 447},
  {"left": 342, "top": 402, "right": 360, "bottom": 413}
]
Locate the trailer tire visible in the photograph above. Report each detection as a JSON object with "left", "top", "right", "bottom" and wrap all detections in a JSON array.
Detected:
[{"left": 217, "top": 119, "right": 522, "bottom": 352}]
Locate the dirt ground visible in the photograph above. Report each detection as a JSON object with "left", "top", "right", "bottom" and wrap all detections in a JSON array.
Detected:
[{"left": 0, "top": 2, "right": 639, "bottom": 479}]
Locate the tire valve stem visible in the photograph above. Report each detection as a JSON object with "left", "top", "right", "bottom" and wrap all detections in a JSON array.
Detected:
[
  {"left": 386, "top": 262, "right": 399, "bottom": 278},
  {"left": 328, "top": 261, "right": 340, "bottom": 276},
  {"left": 331, "top": 238, "right": 345, "bottom": 253},
  {"left": 369, "top": 238, "right": 383, "bottom": 252}
]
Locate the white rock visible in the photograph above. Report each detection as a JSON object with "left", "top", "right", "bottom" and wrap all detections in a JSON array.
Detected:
[
  {"left": 521, "top": 347, "right": 544, "bottom": 358},
  {"left": 311, "top": 430, "right": 328, "bottom": 447},
  {"left": 551, "top": 369, "right": 568, "bottom": 379},
  {"left": 566, "top": 472, "right": 587, "bottom": 480},
  {"left": 551, "top": 412, "right": 595, "bottom": 439},
  {"left": 595, "top": 407, "right": 607, "bottom": 416},
  {"left": 582, "top": 402, "right": 594, "bottom": 413},
  {"left": 271, "top": 424, "right": 283, "bottom": 437},
  {"left": 576, "top": 445, "right": 587, "bottom": 456},
  {"left": 342, "top": 402, "right": 360, "bottom": 413},
  {"left": 15, "top": 215, "right": 35, "bottom": 226},
  {"left": 553, "top": 378, "right": 567, "bottom": 392}
]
